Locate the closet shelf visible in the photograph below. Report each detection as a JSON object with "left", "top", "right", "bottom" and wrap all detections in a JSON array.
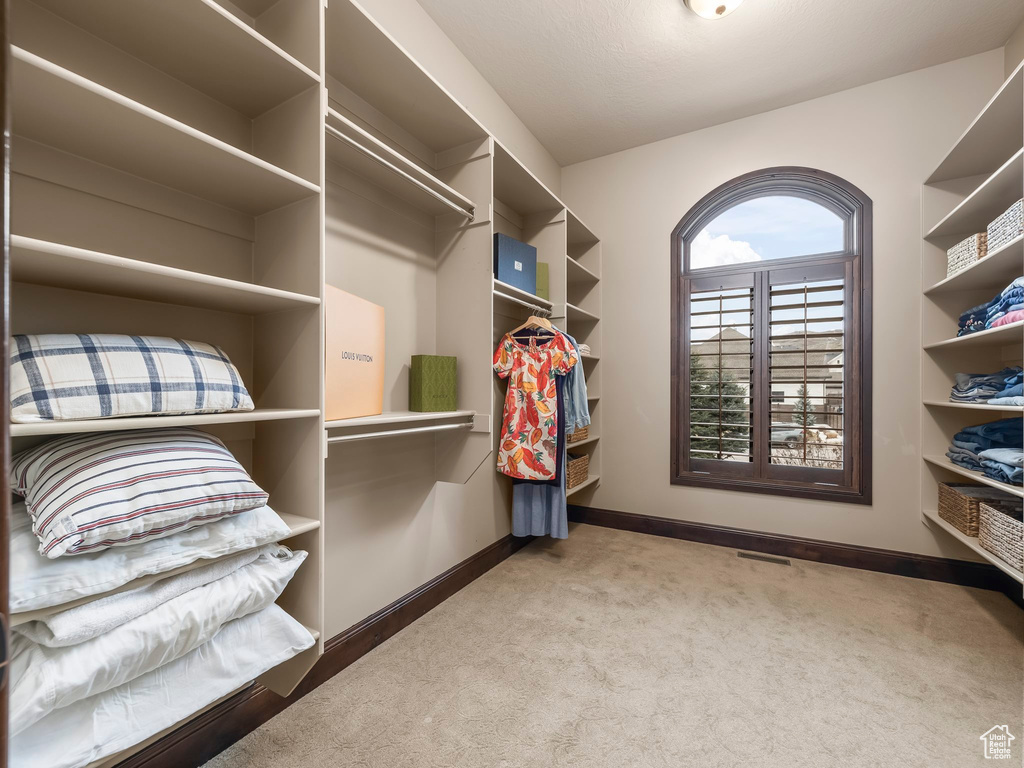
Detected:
[
  {"left": 580, "top": 354, "right": 600, "bottom": 363},
  {"left": 924, "top": 235, "right": 1023, "bottom": 295},
  {"left": 325, "top": 0, "right": 486, "bottom": 154},
  {"left": 567, "top": 210, "right": 600, "bottom": 246},
  {"left": 923, "top": 400, "right": 1024, "bottom": 412},
  {"left": 925, "top": 149, "right": 1023, "bottom": 241},
  {"left": 923, "top": 321, "right": 1023, "bottom": 351},
  {"left": 566, "top": 474, "right": 600, "bottom": 497},
  {"left": 922, "top": 508, "right": 1023, "bottom": 583},
  {"left": 9, "top": 513, "right": 320, "bottom": 628},
  {"left": 10, "top": 408, "right": 321, "bottom": 437},
  {"left": 493, "top": 141, "right": 562, "bottom": 215},
  {"left": 11, "top": 46, "right": 320, "bottom": 216},
  {"left": 567, "top": 255, "right": 600, "bottom": 284},
  {"left": 567, "top": 434, "right": 599, "bottom": 448},
  {"left": 10, "top": 236, "right": 320, "bottom": 314},
  {"left": 927, "top": 62, "right": 1024, "bottom": 184},
  {"left": 567, "top": 303, "right": 600, "bottom": 324},
  {"left": 493, "top": 279, "right": 553, "bottom": 309},
  {"left": 325, "top": 107, "right": 475, "bottom": 220},
  {"left": 922, "top": 455, "right": 1024, "bottom": 499},
  {"left": 31, "top": 0, "right": 320, "bottom": 117}
]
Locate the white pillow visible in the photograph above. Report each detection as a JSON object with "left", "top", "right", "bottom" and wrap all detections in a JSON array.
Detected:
[
  {"left": 10, "top": 604, "right": 314, "bottom": 768},
  {"left": 10, "top": 333, "right": 254, "bottom": 423},
  {"left": 15, "top": 547, "right": 260, "bottom": 648},
  {"left": 10, "top": 502, "right": 291, "bottom": 612},
  {"left": 10, "top": 545, "right": 307, "bottom": 736},
  {"left": 12, "top": 428, "right": 269, "bottom": 558}
]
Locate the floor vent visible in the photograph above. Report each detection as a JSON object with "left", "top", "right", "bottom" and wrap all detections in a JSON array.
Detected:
[{"left": 737, "top": 551, "right": 791, "bottom": 566}]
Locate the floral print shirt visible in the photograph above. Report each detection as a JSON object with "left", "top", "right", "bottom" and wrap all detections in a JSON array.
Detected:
[{"left": 493, "top": 332, "right": 578, "bottom": 480}]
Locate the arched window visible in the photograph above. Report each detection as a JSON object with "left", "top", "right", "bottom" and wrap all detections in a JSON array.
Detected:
[{"left": 670, "top": 167, "right": 872, "bottom": 503}]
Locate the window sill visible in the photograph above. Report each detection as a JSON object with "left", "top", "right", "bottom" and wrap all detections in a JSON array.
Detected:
[{"left": 671, "top": 472, "right": 871, "bottom": 505}]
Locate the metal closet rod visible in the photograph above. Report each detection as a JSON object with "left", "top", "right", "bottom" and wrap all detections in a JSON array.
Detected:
[
  {"left": 325, "top": 124, "right": 475, "bottom": 222},
  {"left": 327, "top": 421, "right": 473, "bottom": 445},
  {"left": 494, "top": 290, "right": 552, "bottom": 316}
]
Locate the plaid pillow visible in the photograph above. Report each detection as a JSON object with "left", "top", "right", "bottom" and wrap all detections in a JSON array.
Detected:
[
  {"left": 12, "top": 428, "right": 269, "bottom": 558},
  {"left": 10, "top": 334, "right": 254, "bottom": 423}
]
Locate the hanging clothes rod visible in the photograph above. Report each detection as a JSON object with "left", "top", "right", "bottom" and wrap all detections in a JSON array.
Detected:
[
  {"left": 327, "top": 421, "right": 473, "bottom": 446},
  {"left": 493, "top": 289, "right": 552, "bottom": 317},
  {"left": 325, "top": 123, "right": 475, "bottom": 222}
]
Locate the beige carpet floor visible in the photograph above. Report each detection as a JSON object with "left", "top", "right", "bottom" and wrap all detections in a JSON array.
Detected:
[{"left": 204, "top": 523, "right": 1023, "bottom": 768}]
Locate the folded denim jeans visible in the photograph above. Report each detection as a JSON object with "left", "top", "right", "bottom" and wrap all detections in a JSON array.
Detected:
[
  {"left": 978, "top": 447, "right": 1024, "bottom": 467},
  {"left": 982, "top": 459, "right": 1023, "bottom": 485}
]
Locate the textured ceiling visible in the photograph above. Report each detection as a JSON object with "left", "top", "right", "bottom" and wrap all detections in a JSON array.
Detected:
[{"left": 416, "top": 0, "right": 1024, "bottom": 165}]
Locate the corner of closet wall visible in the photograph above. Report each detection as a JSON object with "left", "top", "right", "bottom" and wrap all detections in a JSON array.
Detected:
[
  {"left": 918, "top": 59, "right": 1024, "bottom": 581},
  {"left": 8, "top": 0, "right": 326, "bottom": 735}
]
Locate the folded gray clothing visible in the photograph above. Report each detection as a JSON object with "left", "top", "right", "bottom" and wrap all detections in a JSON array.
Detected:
[{"left": 978, "top": 447, "right": 1024, "bottom": 467}]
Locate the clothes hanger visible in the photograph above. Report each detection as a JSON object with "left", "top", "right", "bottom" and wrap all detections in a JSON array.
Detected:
[{"left": 510, "top": 315, "right": 555, "bottom": 338}]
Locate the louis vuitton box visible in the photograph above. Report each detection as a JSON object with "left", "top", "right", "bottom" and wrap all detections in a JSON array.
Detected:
[{"left": 325, "top": 285, "right": 385, "bottom": 420}]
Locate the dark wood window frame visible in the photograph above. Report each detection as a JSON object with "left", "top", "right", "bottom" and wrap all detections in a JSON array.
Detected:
[{"left": 670, "top": 166, "right": 872, "bottom": 505}]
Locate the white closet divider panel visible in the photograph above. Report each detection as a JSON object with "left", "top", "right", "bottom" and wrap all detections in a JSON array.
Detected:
[
  {"left": 27, "top": 0, "right": 320, "bottom": 117},
  {"left": 10, "top": 46, "right": 320, "bottom": 215}
]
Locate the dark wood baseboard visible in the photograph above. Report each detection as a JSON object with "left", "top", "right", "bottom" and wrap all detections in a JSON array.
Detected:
[
  {"left": 116, "top": 533, "right": 533, "bottom": 768},
  {"left": 568, "top": 504, "right": 1023, "bottom": 607}
]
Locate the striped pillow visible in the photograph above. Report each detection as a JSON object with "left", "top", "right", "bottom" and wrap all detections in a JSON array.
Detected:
[
  {"left": 10, "top": 334, "right": 254, "bottom": 423},
  {"left": 12, "top": 428, "right": 269, "bottom": 559}
]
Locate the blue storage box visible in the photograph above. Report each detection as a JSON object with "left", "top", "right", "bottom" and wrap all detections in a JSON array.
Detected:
[{"left": 493, "top": 233, "right": 537, "bottom": 295}]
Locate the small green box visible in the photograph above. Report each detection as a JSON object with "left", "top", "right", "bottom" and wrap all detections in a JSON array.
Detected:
[
  {"left": 409, "top": 355, "right": 457, "bottom": 412},
  {"left": 536, "top": 263, "right": 549, "bottom": 301}
]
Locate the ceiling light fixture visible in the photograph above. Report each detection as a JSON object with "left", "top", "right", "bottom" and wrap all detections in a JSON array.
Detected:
[{"left": 683, "top": 0, "right": 744, "bottom": 19}]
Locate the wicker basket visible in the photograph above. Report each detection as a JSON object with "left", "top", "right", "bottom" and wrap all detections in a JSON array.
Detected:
[
  {"left": 979, "top": 499, "right": 1024, "bottom": 573},
  {"left": 987, "top": 198, "right": 1023, "bottom": 254},
  {"left": 946, "top": 233, "right": 987, "bottom": 277},
  {"left": 938, "top": 482, "right": 1017, "bottom": 536},
  {"left": 567, "top": 425, "right": 590, "bottom": 444},
  {"left": 566, "top": 452, "right": 590, "bottom": 489}
]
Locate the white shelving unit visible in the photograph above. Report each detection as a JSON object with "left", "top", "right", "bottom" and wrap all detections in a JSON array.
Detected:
[
  {"left": 8, "top": 0, "right": 326, "bottom": 763},
  {"left": 5, "top": 0, "right": 607, "bottom": 763},
  {"left": 919, "top": 62, "right": 1024, "bottom": 581}
]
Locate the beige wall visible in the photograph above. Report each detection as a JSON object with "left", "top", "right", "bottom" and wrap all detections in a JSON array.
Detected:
[
  {"left": 357, "top": 0, "right": 561, "bottom": 193},
  {"left": 560, "top": 50, "right": 1006, "bottom": 557},
  {"left": 1006, "top": 18, "right": 1024, "bottom": 76}
]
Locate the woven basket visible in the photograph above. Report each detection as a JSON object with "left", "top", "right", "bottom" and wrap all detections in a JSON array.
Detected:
[
  {"left": 566, "top": 452, "right": 590, "bottom": 489},
  {"left": 567, "top": 425, "right": 590, "bottom": 444},
  {"left": 938, "top": 482, "right": 1016, "bottom": 536},
  {"left": 979, "top": 499, "right": 1024, "bottom": 573},
  {"left": 987, "top": 198, "right": 1023, "bottom": 254},
  {"left": 946, "top": 233, "right": 986, "bottom": 277}
]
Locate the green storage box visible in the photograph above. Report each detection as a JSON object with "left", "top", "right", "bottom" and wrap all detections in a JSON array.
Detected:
[
  {"left": 536, "top": 262, "right": 549, "bottom": 301},
  {"left": 409, "top": 355, "right": 457, "bottom": 412}
]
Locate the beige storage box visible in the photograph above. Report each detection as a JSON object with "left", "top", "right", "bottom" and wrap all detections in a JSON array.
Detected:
[{"left": 325, "top": 285, "right": 385, "bottom": 421}]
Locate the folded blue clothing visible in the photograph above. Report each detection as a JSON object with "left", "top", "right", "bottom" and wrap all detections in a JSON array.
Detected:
[
  {"left": 988, "top": 396, "right": 1024, "bottom": 406},
  {"left": 959, "top": 300, "right": 993, "bottom": 324},
  {"left": 950, "top": 367, "right": 1024, "bottom": 402},
  {"left": 951, "top": 437, "right": 987, "bottom": 455},
  {"left": 994, "top": 382, "right": 1024, "bottom": 399},
  {"left": 957, "top": 417, "right": 1023, "bottom": 445},
  {"left": 1000, "top": 276, "right": 1024, "bottom": 296},
  {"left": 982, "top": 459, "right": 1023, "bottom": 486},
  {"left": 979, "top": 447, "right": 1024, "bottom": 467}
]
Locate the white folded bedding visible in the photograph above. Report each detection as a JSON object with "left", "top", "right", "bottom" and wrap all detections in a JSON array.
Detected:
[
  {"left": 10, "top": 604, "right": 315, "bottom": 768},
  {"left": 10, "top": 545, "right": 307, "bottom": 736},
  {"left": 15, "top": 546, "right": 260, "bottom": 647},
  {"left": 10, "top": 501, "right": 291, "bottom": 612}
]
